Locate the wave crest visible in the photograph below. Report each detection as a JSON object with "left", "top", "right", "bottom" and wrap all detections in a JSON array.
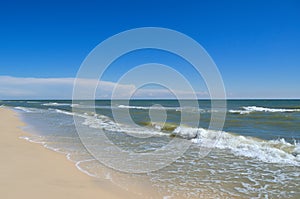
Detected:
[{"left": 229, "top": 106, "right": 300, "bottom": 114}]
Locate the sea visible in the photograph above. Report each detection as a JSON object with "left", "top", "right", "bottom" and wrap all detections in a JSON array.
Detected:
[{"left": 1, "top": 99, "right": 299, "bottom": 198}]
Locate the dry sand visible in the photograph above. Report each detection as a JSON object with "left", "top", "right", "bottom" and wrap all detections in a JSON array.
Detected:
[{"left": 0, "top": 107, "right": 141, "bottom": 199}]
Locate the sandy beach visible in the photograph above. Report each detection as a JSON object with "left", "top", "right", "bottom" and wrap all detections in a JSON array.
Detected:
[{"left": 0, "top": 107, "right": 140, "bottom": 199}]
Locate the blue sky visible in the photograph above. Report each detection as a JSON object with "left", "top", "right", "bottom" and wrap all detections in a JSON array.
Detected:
[{"left": 0, "top": 0, "right": 299, "bottom": 99}]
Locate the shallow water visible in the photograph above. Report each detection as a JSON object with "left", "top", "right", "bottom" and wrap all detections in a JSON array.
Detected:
[{"left": 1, "top": 100, "right": 299, "bottom": 198}]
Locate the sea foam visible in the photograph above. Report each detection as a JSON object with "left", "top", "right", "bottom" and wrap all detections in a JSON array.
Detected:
[
  {"left": 185, "top": 127, "right": 300, "bottom": 166},
  {"left": 229, "top": 106, "right": 300, "bottom": 114}
]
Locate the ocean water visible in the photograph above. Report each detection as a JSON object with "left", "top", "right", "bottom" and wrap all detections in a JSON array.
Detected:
[{"left": 1, "top": 100, "right": 299, "bottom": 198}]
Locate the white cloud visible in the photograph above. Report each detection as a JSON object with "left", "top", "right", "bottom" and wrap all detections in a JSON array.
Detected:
[
  {"left": 0, "top": 76, "right": 209, "bottom": 100},
  {"left": 130, "top": 88, "right": 208, "bottom": 99},
  {"left": 0, "top": 76, "right": 74, "bottom": 99}
]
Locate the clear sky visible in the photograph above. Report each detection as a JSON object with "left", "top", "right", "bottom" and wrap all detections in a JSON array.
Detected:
[{"left": 0, "top": 0, "right": 299, "bottom": 99}]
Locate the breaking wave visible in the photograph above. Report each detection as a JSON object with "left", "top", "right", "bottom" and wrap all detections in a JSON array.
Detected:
[
  {"left": 42, "top": 102, "right": 78, "bottom": 107},
  {"left": 188, "top": 127, "right": 300, "bottom": 165},
  {"left": 14, "top": 106, "right": 45, "bottom": 113},
  {"left": 14, "top": 106, "right": 300, "bottom": 166},
  {"left": 229, "top": 106, "right": 300, "bottom": 114},
  {"left": 118, "top": 104, "right": 204, "bottom": 112}
]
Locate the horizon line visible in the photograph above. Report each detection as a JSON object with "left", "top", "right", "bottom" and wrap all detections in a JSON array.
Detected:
[{"left": 1, "top": 98, "right": 300, "bottom": 101}]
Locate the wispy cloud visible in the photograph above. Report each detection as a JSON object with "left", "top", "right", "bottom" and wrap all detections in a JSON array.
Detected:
[
  {"left": 0, "top": 76, "right": 74, "bottom": 99},
  {"left": 0, "top": 76, "right": 209, "bottom": 100}
]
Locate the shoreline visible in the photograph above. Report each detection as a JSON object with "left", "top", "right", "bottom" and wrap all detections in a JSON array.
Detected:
[
  {"left": 0, "top": 107, "right": 142, "bottom": 199},
  {"left": 0, "top": 106, "right": 235, "bottom": 199}
]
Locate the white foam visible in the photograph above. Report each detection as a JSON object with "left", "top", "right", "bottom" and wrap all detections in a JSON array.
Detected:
[
  {"left": 75, "top": 159, "right": 98, "bottom": 177},
  {"left": 42, "top": 102, "right": 80, "bottom": 107},
  {"left": 229, "top": 109, "right": 252, "bottom": 114},
  {"left": 293, "top": 143, "right": 300, "bottom": 157},
  {"left": 19, "top": 136, "right": 46, "bottom": 145},
  {"left": 118, "top": 104, "right": 176, "bottom": 110},
  {"left": 244, "top": 106, "right": 300, "bottom": 113},
  {"left": 117, "top": 105, "right": 205, "bottom": 114},
  {"left": 172, "top": 126, "right": 199, "bottom": 139},
  {"left": 82, "top": 114, "right": 166, "bottom": 137},
  {"left": 42, "top": 102, "right": 72, "bottom": 106},
  {"left": 71, "top": 104, "right": 110, "bottom": 109},
  {"left": 15, "top": 106, "right": 34, "bottom": 112},
  {"left": 20, "top": 136, "right": 66, "bottom": 154},
  {"left": 185, "top": 127, "right": 300, "bottom": 166},
  {"left": 54, "top": 109, "right": 75, "bottom": 116},
  {"left": 14, "top": 106, "right": 43, "bottom": 113},
  {"left": 229, "top": 106, "right": 300, "bottom": 114},
  {"left": 80, "top": 111, "right": 300, "bottom": 166}
]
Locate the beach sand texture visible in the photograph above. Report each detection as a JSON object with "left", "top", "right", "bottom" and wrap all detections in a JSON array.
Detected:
[{"left": 0, "top": 107, "right": 139, "bottom": 199}]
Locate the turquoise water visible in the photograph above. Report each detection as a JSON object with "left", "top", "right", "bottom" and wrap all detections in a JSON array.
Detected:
[{"left": 1, "top": 100, "right": 299, "bottom": 198}]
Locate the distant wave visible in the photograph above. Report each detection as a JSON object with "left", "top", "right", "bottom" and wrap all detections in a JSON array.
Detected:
[
  {"left": 14, "top": 106, "right": 45, "bottom": 113},
  {"left": 118, "top": 104, "right": 178, "bottom": 110},
  {"left": 118, "top": 105, "right": 204, "bottom": 113},
  {"left": 42, "top": 102, "right": 74, "bottom": 106},
  {"left": 71, "top": 104, "right": 111, "bottom": 109},
  {"left": 229, "top": 106, "right": 300, "bottom": 114}
]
